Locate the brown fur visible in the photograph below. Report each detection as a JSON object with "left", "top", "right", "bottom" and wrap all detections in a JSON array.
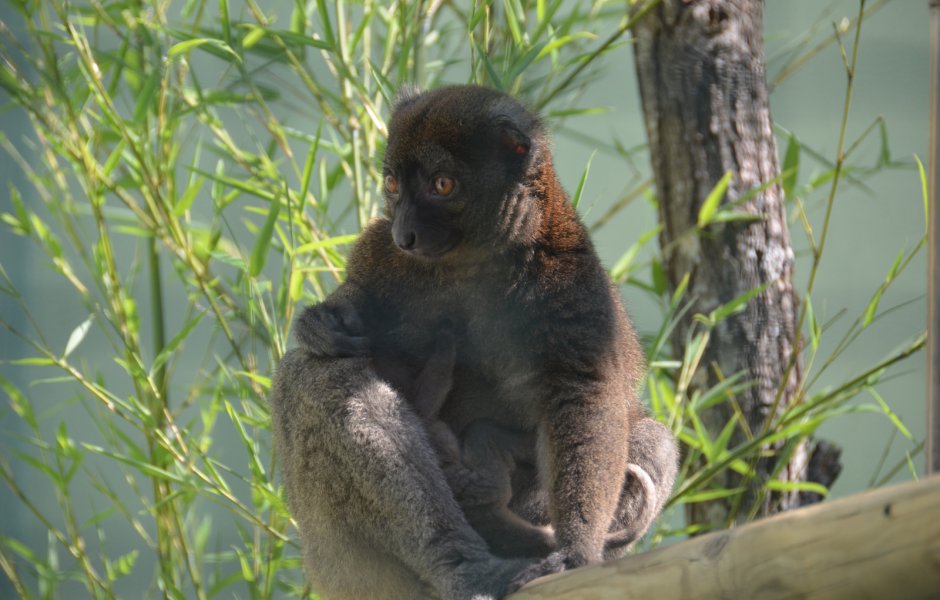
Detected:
[{"left": 272, "top": 85, "right": 678, "bottom": 599}]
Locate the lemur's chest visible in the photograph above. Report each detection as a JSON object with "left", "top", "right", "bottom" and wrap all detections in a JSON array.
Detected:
[{"left": 369, "top": 267, "right": 544, "bottom": 423}]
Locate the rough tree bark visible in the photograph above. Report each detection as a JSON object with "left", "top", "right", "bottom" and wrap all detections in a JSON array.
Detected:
[{"left": 630, "top": 0, "right": 841, "bottom": 527}]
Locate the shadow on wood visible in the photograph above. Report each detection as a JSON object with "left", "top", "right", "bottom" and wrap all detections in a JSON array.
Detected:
[{"left": 510, "top": 476, "right": 940, "bottom": 599}]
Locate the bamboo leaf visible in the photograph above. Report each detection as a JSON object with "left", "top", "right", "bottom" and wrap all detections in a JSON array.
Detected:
[
  {"left": 707, "top": 282, "right": 769, "bottom": 325},
  {"left": 694, "top": 373, "right": 750, "bottom": 411},
  {"left": 877, "top": 118, "right": 891, "bottom": 166},
  {"left": 546, "top": 107, "right": 607, "bottom": 119},
  {"left": 479, "top": 47, "right": 504, "bottom": 90},
  {"left": 237, "top": 548, "right": 255, "bottom": 582},
  {"left": 102, "top": 140, "right": 126, "bottom": 179},
  {"left": 167, "top": 38, "right": 213, "bottom": 56},
  {"left": 571, "top": 150, "right": 596, "bottom": 209},
  {"left": 173, "top": 176, "right": 204, "bottom": 217},
  {"left": 315, "top": 0, "right": 336, "bottom": 48},
  {"left": 469, "top": 2, "right": 487, "bottom": 30},
  {"left": 242, "top": 25, "right": 267, "bottom": 49},
  {"left": 63, "top": 315, "right": 94, "bottom": 359},
  {"left": 168, "top": 38, "right": 240, "bottom": 62},
  {"left": 299, "top": 121, "right": 323, "bottom": 207},
  {"left": 0, "top": 374, "right": 36, "bottom": 430},
  {"left": 8, "top": 186, "right": 31, "bottom": 235},
  {"left": 765, "top": 480, "right": 829, "bottom": 496},
  {"left": 240, "top": 25, "right": 333, "bottom": 50},
  {"left": 132, "top": 69, "right": 160, "bottom": 123},
  {"left": 195, "top": 167, "right": 275, "bottom": 202},
  {"left": 508, "top": 45, "right": 542, "bottom": 83},
  {"left": 534, "top": 32, "right": 595, "bottom": 61},
  {"left": 235, "top": 370, "right": 272, "bottom": 390},
  {"left": 672, "top": 272, "right": 691, "bottom": 308},
  {"left": 806, "top": 295, "right": 821, "bottom": 352},
  {"left": 289, "top": 268, "right": 305, "bottom": 302},
  {"left": 713, "top": 414, "right": 739, "bottom": 455},
  {"left": 2, "top": 536, "right": 44, "bottom": 565},
  {"left": 369, "top": 62, "right": 395, "bottom": 105},
  {"left": 294, "top": 233, "right": 358, "bottom": 255},
  {"left": 681, "top": 487, "right": 745, "bottom": 503},
  {"left": 291, "top": 0, "right": 306, "bottom": 34},
  {"left": 82, "top": 444, "right": 187, "bottom": 484},
  {"left": 649, "top": 360, "right": 681, "bottom": 370},
  {"left": 9, "top": 358, "right": 56, "bottom": 366},
  {"left": 688, "top": 406, "right": 715, "bottom": 462},
  {"left": 734, "top": 172, "right": 786, "bottom": 206},
  {"left": 219, "top": 0, "right": 231, "bottom": 42},
  {"left": 916, "top": 154, "right": 928, "bottom": 233},
  {"left": 502, "top": 0, "right": 524, "bottom": 45},
  {"left": 862, "top": 248, "right": 903, "bottom": 329},
  {"left": 651, "top": 258, "right": 667, "bottom": 297},
  {"left": 14, "top": 450, "right": 60, "bottom": 482},
  {"left": 611, "top": 225, "right": 662, "bottom": 283},
  {"left": 709, "top": 210, "right": 763, "bottom": 224},
  {"left": 250, "top": 199, "right": 280, "bottom": 277},
  {"left": 697, "top": 170, "right": 734, "bottom": 227},
  {"left": 111, "top": 549, "right": 139, "bottom": 578},
  {"left": 869, "top": 387, "right": 913, "bottom": 441},
  {"left": 782, "top": 134, "right": 800, "bottom": 200}
]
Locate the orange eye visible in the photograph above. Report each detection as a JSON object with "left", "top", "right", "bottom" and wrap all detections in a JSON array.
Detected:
[
  {"left": 433, "top": 176, "right": 455, "bottom": 197},
  {"left": 384, "top": 175, "right": 399, "bottom": 194}
]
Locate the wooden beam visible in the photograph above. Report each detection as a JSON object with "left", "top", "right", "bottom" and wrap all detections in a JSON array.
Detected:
[{"left": 511, "top": 476, "right": 940, "bottom": 599}]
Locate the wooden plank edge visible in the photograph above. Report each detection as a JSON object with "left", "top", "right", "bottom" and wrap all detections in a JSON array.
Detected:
[{"left": 510, "top": 476, "right": 940, "bottom": 599}]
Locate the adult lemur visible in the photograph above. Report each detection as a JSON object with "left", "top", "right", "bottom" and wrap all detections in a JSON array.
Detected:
[{"left": 270, "top": 85, "right": 678, "bottom": 600}]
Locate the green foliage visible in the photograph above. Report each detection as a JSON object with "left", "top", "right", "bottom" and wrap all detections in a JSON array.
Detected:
[{"left": 0, "top": 0, "right": 925, "bottom": 596}]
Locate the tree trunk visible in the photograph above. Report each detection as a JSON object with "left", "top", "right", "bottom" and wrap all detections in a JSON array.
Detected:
[{"left": 630, "top": 0, "right": 840, "bottom": 526}]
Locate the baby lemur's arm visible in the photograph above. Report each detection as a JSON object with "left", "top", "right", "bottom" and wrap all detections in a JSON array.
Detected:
[{"left": 411, "top": 332, "right": 457, "bottom": 422}]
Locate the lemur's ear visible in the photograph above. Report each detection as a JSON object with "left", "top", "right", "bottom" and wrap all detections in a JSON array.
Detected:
[{"left": 492, "top": 114, "right": 531, "bottom": 161}]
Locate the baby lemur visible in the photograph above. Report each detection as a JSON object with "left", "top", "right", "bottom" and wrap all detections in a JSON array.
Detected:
[
  {"left": 413, "top": 333, "right": 666, "bottom": 560},
  {"left": 271, "top": 85, "right": 679, "bottom": 600},
  {"left": 410, "top": 332, "right": 555, "bottom": 558}
]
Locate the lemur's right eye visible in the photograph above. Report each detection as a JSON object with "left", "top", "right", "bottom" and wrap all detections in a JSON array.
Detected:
[
  {"left": 384, "top": 175, "right": 399, "bottom": 195},
  {"left": 432, "top": 176, "right": 455, "bottom": 197}
]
